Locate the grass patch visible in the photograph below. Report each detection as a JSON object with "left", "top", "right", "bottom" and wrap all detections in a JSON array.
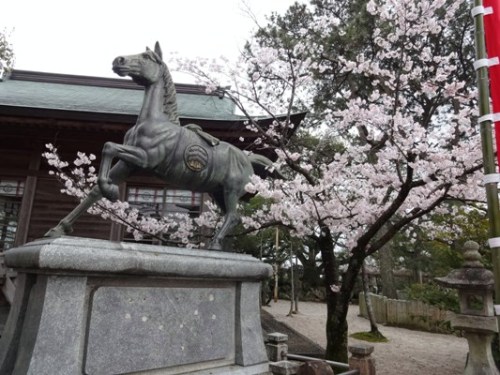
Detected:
[{"left": 350, "top": 331, "right": 388, "bottom": 343}]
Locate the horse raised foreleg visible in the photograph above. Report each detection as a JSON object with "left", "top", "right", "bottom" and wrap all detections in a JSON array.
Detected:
[
  {"left": 45, "top": 161, "right": 134, "bottom": 237},
  {"left": 98, "top": 142, "right": 148, "bottom": 201}
]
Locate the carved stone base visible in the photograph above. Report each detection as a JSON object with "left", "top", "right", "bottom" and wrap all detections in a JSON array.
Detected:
[{"left": 0, "top": 236, "right": 272, "bottom": 375}]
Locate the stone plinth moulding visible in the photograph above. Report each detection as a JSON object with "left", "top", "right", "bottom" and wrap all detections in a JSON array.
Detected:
[{"left": 0, "top": 236, "right": 273, "bottom": 375}]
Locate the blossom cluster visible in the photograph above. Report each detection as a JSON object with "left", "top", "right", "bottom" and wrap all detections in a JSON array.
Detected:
[
  {"left": 42, "top": 144, "right": 217, "bottom": 247},
  {"left": 174, "top": 0, "right": 486, "bottom": 253},
  {"left": 43, "top": 143, "right": 96, "bottom": 199}
]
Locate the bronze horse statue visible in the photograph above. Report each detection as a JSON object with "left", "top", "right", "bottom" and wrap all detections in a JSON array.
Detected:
[{"left": 45, "top": 42, "right": 280, "bottom": 250}]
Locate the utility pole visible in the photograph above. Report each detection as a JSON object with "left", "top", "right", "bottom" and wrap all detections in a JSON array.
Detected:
[
  {"left": 288, "top": 242, "right": 295, "bottom": 316},
  {"left": 273, "top": 227, "right": 279, "bottom": 303},
  {"left": 471, "top": 0, "right": 500, "bottom": 303}
]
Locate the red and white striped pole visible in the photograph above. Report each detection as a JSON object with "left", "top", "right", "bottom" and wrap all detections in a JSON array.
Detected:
[
  {"left": 471, "top": 0, "right": 500, "bottom": 307},
  {"left": 483, "top": 0, "right": 500, "bottom": 167}
]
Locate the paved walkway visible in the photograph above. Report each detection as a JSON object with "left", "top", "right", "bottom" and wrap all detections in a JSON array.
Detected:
[{"left": 263, "top": 300, "right": 469, "bottom": 375}]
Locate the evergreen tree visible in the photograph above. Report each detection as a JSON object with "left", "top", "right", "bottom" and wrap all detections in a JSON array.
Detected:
[{"left": 0, "top": 29, "right": 15, "bottom": 72}]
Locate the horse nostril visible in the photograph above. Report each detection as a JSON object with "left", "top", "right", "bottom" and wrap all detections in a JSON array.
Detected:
[{"left": 113, "top": 56, "right": 125, "bottom": 66}]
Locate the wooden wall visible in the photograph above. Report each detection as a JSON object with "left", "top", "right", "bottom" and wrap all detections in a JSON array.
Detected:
[
  {"left": 27, "top": 177, "right": 112, "bottom": 243},
  {"left": 0, "top": 108, "right": 274, "bottom": 248},
  {"left": 0, "top": 117, "right": 123, "bottom": 248},
  {"left": 358, "top": 292, "right": 453, "bottom": 333}
]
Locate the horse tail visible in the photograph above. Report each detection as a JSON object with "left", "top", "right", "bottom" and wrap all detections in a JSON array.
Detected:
[
  {"left": 161, "top": 62, "right": 180, "bottom": 126},
  {"left": 248, "top": 154, "right": 285, "bottom": 180}
]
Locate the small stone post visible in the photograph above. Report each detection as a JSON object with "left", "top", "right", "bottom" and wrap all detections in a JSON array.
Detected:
[
  {"left": 266, "top": 333, "right": 302, "bottom": 375},
  {"left": 267, "top": 332, "right": 289, "bottom": 362},
  {"left": 435, "top": 241, "right": 500, "bottom": 375},
  {"left": 348, "top": 344, "right": 376, "bottom": 375}
]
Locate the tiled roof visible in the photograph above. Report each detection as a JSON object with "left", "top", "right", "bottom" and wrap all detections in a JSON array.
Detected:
[{"left": 0, "top": 70, "right": 242, "bottom": 121}]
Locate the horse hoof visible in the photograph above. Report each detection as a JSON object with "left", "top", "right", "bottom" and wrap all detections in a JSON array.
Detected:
[
  {"left": 44, "top": 224, "right": 72, "bottom": 237},
  {"left": 44, "top": 228, "right": 62, "bottom": 237},
  {"left": 207, "top": 241, "right": 222, "bottom": 251}
]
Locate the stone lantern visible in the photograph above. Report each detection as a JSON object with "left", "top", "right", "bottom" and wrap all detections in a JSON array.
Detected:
[{"left": 435, "top": 240, "right": 499, "bottom": 375}]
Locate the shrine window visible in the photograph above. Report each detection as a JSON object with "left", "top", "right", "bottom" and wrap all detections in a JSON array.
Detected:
[
  {"left": 124, "top": 186, "right": 203, "bottom": 245},
  {"left": 0, "top": 179, "right": 24, "bottom": 251}
]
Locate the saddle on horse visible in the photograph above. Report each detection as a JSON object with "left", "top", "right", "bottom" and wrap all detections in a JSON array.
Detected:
[{"left": 184, "top": 124, "right": 220, "bottom": 147}]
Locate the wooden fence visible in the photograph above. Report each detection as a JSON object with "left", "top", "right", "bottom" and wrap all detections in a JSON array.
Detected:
[{"left": 358, "top": 292, "right": 453, "bottom": 333}]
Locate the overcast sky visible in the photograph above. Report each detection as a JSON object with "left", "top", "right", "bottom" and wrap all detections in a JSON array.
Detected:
[{"left": 3, "top": 0, "right": 296, "bottom": 82}]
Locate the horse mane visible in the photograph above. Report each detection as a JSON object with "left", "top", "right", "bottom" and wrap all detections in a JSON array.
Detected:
[{"left": 159, "top": 61, "right": 180, "bottom": 126}]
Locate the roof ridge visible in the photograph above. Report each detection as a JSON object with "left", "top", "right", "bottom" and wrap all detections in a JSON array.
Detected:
[{"left": 9, "top": 70, "right": 211, "bottom": 95}]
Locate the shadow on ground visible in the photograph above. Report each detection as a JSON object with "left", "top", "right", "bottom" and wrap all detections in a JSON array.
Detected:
[{"left": 261, "top": 309, "right": 325, "bottom": 358}]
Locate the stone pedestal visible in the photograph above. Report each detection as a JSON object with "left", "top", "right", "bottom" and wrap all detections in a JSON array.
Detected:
[
  {"left": 451, "top": 315, "right": 499, "bottom": 375},
  {"left": 0, "top": 236, "right": 273, "bottom": 375},
  {"left": 435, "top": 241, "right": 500, "bottom": 375}
]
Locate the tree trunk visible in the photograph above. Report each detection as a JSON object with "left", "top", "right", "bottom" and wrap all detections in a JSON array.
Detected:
[
  {"left": 325, "top": 258, "right": 363, "bottom": 363},
  {"left": 317, "top": 223, "right": 382, "bottom": 362},
  {"left": 294, "top": 255, "right": 300, "bottom": 313},
  {"left": 296, "top": 243, "right": 321, "bottom": 290},
  {"left": 273, "top": 264, "right": 279, "bottom": 303},
  {"left": 379, "top": 242, "right": 398, "bottom": 299},
  {"left": 274, "top": 228, "right": 279, "bottom": 303},
  {"left": 325, "top": 305, "right": 349, "bottom": 362},
  {"left": 317, "top": 223, "right": 353, "bottom": 362},
  {"left": 288, "top": 243, "right": 295, "bottom": 316},
  {"left": 294, "top": 289, "right": 299, "bottom": 313},
  {"left": 362, "top": 261, "right": 384, "bottom": 337}
]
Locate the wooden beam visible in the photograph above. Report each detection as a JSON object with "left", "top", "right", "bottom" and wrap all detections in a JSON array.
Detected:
[{"left": 14, "top": 151, "right": 41, "bottom": 247}]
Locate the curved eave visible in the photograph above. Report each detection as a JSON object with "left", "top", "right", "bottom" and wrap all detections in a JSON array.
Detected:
[
  {"left": 0, "top": 104, "right": 306, "bottom": 127},
  {"left": 0, "top": 104, "right": 306, "bottom": 159}
]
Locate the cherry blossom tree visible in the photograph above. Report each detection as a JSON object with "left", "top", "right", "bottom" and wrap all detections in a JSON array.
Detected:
[
  {"left": 0, "top": 29, "right": 15, "bottom": 76},
  {"left": 42, "top": 144, "right": 219, "bottom": 247},
  {"left": 174, "top": 0, "right": 482, "bottom": 361},
  {"left": 44, "top": 0, "right": 483, "bottom": 362}
]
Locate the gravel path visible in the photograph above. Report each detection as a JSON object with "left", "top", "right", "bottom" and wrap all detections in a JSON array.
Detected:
[{"left": 263, "top": 300, "right": 469, "bottom": 375}]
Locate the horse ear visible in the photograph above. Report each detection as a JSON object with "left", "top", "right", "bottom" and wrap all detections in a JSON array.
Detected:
[{"left": 154, "top": 42, "right": 163, "bottom": 60}]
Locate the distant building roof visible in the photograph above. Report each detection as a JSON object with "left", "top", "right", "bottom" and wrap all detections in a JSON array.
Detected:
[
  {"left": 0, "top": 70, "right": 241, "bottom": 121},
  {"left": 0, "top": 70, "right": 306, "bottom": 154}
]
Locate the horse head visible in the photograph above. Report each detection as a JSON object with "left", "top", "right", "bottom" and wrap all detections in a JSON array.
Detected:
[
  {"left": 112, "top": 42, "right": 179, "bottom": 125},
  {"left": 112, "top": 42, "right": 164, "bottom": 87}
]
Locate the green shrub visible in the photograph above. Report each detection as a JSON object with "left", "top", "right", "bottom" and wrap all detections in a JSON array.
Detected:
[
  {"left": 350, "top": 331, "right": 388, "bottom": 343},
  {"left": 406, "top": 283, "right": 459, "bottom": 313}
]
